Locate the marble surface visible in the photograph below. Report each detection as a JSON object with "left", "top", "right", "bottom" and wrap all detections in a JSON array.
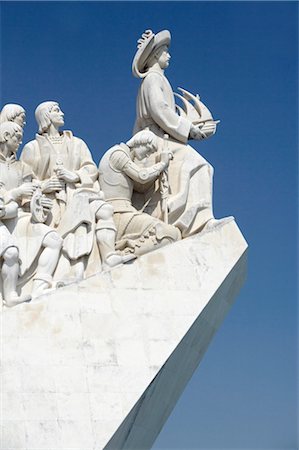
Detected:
[{"left": 1, "top": 220, "right": 247, "bottom": 450}]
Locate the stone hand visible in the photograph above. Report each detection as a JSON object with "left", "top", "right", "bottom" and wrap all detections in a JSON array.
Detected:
[
  {"left": 200, "top": 121, "right": 217, "bottom": 138},
  {"left": 160, "top": 150, "right": 173, "bottom": 167},
  {"left": 16, "top": 182, "right": 35, "bottom": 199},
  {"left": 190, "top": 121, "right": 217, "bottom": 140},
  {"left": 56, "top": 168, "right": 80, "bottom": 183},
  {"left": 40, "top": 196, "right": 53, "bottom": 211},
  {"left": 42, "top": 177, "right": 65, "bottom": 193}
]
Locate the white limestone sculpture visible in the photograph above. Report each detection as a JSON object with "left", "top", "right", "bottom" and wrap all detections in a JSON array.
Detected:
[
  {"left": 0, "top": 187, "right": 31, "bottom": 307},
  {"left": 20, "top": 101, "right": 131, "bottom": 283},
  {"left": 0, "top": 103, "right": 26, "bottom": 128},
  {"left": 0, "top": 121, "right": 62, "bottom": 301},
  {"left": 132, "top": 29, "right": 230, "bottom": 238},
  {"left": 99, "top": 130, "right": 181, "bottom": 256}
]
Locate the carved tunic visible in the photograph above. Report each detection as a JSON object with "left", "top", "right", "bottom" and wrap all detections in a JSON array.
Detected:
[
  {"left": 133, "top": 70, "right": 214, "bottom": 237},
  {"left": 99, "top": 143, "right": 166, "bottom": 208},
  {"left": 134, "top": 71, "right": 191, "bottom": 143},
  {"left": 0, "top": 154, "right": 54, "bottom": 275},
  {"left": 99, "top": 144, "right": 179, "bottom": 249},
  {"left": 21, "top": 131, "right": 103, "bottom": 259},
  {"left": 0, "top": 200, "right": 16, "bottom": 257}
]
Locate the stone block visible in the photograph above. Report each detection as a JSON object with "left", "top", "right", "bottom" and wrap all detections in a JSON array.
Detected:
[{"left": 1, "top": 220, "right": 247, "bottom": 449}]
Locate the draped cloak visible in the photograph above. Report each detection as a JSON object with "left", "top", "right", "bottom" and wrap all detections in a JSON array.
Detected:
[
  {"left": 133, "top": 70, "right": 214, "bottom": 237},
  {"left": 20, "top": 131, "right": 103, "bottom": 261}
]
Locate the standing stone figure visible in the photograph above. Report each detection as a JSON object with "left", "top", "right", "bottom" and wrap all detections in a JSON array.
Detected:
[
  {"left": 132, "top": 29, "right": 229, "bottom": 238},
  {"left": 99, "top": 130, "right": 181, "bottom": 256},
  {"left": 0, "top": 121, "right": 62, "bottom": 299},
  {"left": 20, "top": 101, "right": 130, "bottom": 282},
  {"left": 0, "top": 103, "right": 26, "bottom": 129}
]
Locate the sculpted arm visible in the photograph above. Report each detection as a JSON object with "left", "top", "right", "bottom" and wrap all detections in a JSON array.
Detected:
[
  {"left": 112, "top": 149, "right": 168, "bottom": 185},
  {"left": 3, "top": 162, "right": 35, "bottom": 204},
  {"left": 20, "top": 142, "right": 64, "bottom": 193},
  {"left": 75, "top": 139, "right": 99, "bottom": 185},
  {"left": 0, "top": 198, "right": 18, "bottom": 219},
  {"left": 145, "top": 75, "right": 191, "bottom": 143},
  {"left": 20, "top": 142, "right": 38, "bottom": 173},
  {"left": 56, "top": 138, "right": 98, "bottom": 186}
]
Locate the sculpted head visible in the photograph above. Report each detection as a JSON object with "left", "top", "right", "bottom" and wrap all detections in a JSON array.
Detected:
[
  {"left": 35, "top": 101, "right": 64, "bottom": 134},
  {"left": 0, "top": 104, "right": 26, "bottom": 128},
  {"left": 146, "top": 44, "right": 171, "bottom": 71},
  {"left": 126, "top": 130, "right": 158, "bottom": 160},
  {"left": 0, "top": 121, "right": 23, "bottom": 154},
  {"left": 132, "top": 30, "right": 171, "bottom": 78}
]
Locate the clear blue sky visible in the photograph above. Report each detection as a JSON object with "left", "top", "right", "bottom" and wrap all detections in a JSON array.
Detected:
[{"left": 1, "top": 1, "right": 298, "bottom": 448}]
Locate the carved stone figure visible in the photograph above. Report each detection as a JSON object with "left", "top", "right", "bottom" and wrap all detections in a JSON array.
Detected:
[
  {"left": 0, "top": 187, "right": 32, "bottom": 307},
  {"left": 99, "top": 130, "right": 181, "bottom": 256},
  {"left": 20, "top": 101, "right": 130, "bottom": 282},
  {"left": 0, "top": 103, "right": 26, "bottom": 128},
  {"left": 132, "top": 30, "right": 230, "bottom": 238},
  {"left": 0, "top": 121, "right": 62, "bottom": 299}
]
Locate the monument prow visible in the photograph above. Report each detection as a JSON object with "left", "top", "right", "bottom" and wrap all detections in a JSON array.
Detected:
[{"left": 1, "top": 219, "right": 247, "bottom": 449}]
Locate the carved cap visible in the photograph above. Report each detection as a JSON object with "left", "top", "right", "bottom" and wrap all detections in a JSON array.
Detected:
[{"left": 132, "top": 29, "right": 171, "bottom": 78}]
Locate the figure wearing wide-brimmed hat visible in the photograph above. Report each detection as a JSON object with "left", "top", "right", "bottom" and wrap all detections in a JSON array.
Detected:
[
  {"left": 132, "top": 29, "right": 192, "bottom": 143},
  {"left": 131, "top": 29, "right": 230, "bottom": 238},
  {"left": 132, "top": 29, "right": 170, "bottom": 78}
]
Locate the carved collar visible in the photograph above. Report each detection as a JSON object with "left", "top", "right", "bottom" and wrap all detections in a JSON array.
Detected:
[
  {"left": 0, "top": 152, "right": 16, "bottom": 163},
  {"left": 36, "top": 130, "right": 74, "bottom": 145}
]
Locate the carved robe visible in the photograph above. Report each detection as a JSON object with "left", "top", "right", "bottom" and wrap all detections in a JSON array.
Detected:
[
  {"left": 0, "top": 153, "right": 54, "bottom": 276},
  {"left": 20, "top": 131, "right": 103, "bottom": 260},
  {"left": 0, "top": 209, "right": 16, "bottom": 257},
  {"left": 133, "top": 70, "right": 214, "bottom": 237}
]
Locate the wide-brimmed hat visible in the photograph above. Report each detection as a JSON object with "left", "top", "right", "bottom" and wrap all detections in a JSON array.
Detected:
[{"left": 132, "top": 29, "right": 171, "bottom": 78}]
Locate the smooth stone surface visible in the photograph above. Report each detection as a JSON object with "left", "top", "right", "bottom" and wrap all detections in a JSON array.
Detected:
[{"left": 1, "top": 220, "right": 247, "bottom": 450}]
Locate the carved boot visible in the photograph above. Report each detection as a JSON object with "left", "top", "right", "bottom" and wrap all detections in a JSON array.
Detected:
[
  {"left": 96, "top": 223, "right": 135, "bottom": 270},
  {"left": 120, "top": 222, "right": 181, "bottom": 257},
  {"left": 3, "top": 292, "right": 31, "bottom": 308},
  {"left": 103, "top": 252, "right": 136, "bottom": 270}
]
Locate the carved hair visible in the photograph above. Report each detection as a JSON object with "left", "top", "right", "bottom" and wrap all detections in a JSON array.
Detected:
[
  {"left": 126, "top": 130, "right": 157, "bottom": 151},
  {"left": 0, "top": 104, "right": 25, "bottom": 124},
  {"left": 35, "top": 101, "right": 58, "bottom": 134},
  {"left": 0, "top": 121, "right": 22, "bottom": 144}
]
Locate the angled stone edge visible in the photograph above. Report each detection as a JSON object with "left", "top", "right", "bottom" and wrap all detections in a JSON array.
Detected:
[
  {"left": 1, "top": 219, "right": 247, "bottom": 450},
  {"left": 105, "top": 248, "right": 247, "bottom": 449}
]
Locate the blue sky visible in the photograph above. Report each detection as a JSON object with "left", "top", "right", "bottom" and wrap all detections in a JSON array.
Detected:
[{"left": 1, "top": 1, "right": 298, "bottom": 448}]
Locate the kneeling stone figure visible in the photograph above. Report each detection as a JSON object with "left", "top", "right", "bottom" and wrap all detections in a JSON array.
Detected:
[{"left": 98, "top": 130, "right": 181, "bottom": 256}]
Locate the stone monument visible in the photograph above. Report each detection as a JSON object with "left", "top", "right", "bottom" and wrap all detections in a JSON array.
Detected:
[{"left": 0, "top": 29, "right": 248, "bottom": 450}]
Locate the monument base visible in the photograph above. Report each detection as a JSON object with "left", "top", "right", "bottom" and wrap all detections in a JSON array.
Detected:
[{"left": 1, "top": 220, "right": 247, "bottom": 450}]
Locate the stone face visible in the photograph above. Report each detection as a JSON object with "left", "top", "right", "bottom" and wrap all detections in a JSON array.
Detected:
[{"left": 1, "top": 220, "right": 247, "bottom": 450}]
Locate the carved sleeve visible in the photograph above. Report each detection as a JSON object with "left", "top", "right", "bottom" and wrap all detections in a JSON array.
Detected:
[
  {"left": 144, "top": 74, "right": 191, "bottom": 143},
  {"left": 75, "top": 138, "right": 99, "bottom": 187},
  {"left": 20, "top": 142, "right": 39, "bottom": 176},
  {"left": 111, "top": 149, "right": 166, "bottom": 184}
]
